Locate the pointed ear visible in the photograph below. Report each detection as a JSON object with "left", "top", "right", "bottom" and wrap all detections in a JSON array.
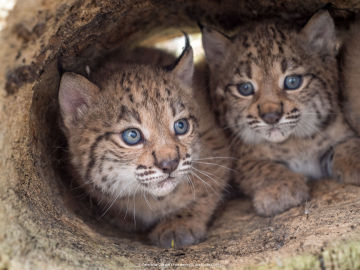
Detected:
[
  {"left": 170, "top": 34, "right": 194, "bottom": 88},
  {"left": 58, "top": 72, "right": 99, "bottom": 129},
  {"left": 299, "top": 10, "right": 336, "bottom": 57},
  {"left": 201, "top": 26, "right": 232, "bottom": 71}
]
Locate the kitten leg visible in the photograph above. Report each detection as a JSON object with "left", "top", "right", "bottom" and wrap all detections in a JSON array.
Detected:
[
  {"left": 236, "top": 160, "right": 309, "bottom": 217},
  {"left": 149, "top": 171, "right": 226, "bottom": 248},
  {"left": 332, "top": 137, "right": 360, "bottom": 185}
]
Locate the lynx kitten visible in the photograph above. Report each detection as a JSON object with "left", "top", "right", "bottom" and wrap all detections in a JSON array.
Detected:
[
  {"left": 202, "top": 11, "right": 360, "bottom": 216},
  {"left": 58, "top": 39, "right": 230, "bottom": 247}
]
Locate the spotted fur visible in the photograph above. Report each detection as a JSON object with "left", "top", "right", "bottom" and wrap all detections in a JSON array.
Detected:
[
  {"left": 59, "top": 45, "right": 230, "bottom": 247},
  {"left": 202, "top": 11, "right": 360, "bottom": 216}
]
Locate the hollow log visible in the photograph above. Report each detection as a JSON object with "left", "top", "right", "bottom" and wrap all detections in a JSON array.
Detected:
[{"left": 1, "top": 0, "right": 360, "bottom": 269}]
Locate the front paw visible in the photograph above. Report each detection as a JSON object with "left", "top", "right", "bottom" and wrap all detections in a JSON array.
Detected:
[
  {"left": 332, "top": 137, "right": 360, "bottom": 185},
  {"left": 149, "top": 219, "right": 206, "bottom": 248},
  {"left": 333, "top": 154, "right": 360, "bottom": 185},
  {"left": 253, "top": 177, "right": 309, "bottom": 217}
]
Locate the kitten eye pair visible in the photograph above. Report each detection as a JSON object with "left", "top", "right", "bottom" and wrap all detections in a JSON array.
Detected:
[
  {"left": 235, "top": 75, "right": 303, "bottom": 97},
  {"left": 121, "top": 119, "right": 189, "bottom": 146}
]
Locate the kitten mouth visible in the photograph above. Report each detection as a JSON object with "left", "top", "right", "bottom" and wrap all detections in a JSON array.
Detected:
[{"left": 157, "top": 176, "right": 176, "bottom": 187}]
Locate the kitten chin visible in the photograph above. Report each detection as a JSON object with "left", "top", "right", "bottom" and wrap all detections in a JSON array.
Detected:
[{"left": 142, "top": 176, "right": 181, "bottom": 197}]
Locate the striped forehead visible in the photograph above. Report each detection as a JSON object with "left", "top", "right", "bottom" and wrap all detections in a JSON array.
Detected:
[
  {"left": 111, "top": 71, "right": 188, "bottom": 124},
  {"left": 232, "top": 24, "right": 303, "bottom": 78}
]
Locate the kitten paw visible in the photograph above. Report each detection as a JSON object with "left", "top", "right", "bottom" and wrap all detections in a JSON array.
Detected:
[
  {"left": 253, "top": 178, "right": 309, "bottom": 217},
  {"left": 332, "top": 137, "right": 360, "bottom": 185},
  {"left": 333, "top": 155, "right": 360, "bottom": 185},
  {"left": 149, "top": 220, "right": 206, "bottom": 248}
]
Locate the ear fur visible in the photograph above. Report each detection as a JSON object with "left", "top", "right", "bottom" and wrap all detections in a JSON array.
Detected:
[
  {"left": 169, "top": 33, "right": 194, "bottom": 89},
  {"left": 58, "top": 72, "right": 99, "bottom": 129},
  {"left": 299, "top": 10, "right": 336, "bottom": 57},
  {"left": 201, "top": 26, "right": 232, "bottom": 71}
]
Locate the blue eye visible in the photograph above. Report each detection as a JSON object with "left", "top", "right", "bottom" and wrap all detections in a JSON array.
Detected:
[
  {"left": 284, "top": 75, "right": 302, "bottom": 90},
  {"left": 174, "top": 119, "right": 189, "bottom": 135},
  {"left": 122, "top": 128, "right": 142, "bottom": 145},
  {"left": 237, "top": 82, "right": 254, "bottom": 96}
]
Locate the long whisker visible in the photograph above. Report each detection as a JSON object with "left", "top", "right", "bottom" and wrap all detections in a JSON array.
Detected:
[
  {"left": 186, "top": 175, "right": 196, "bottom": 201},
  {"left": 191, "top": 166, "right": 223, "bottom": 190},
  {"left": 98, "top": 189, "right": 123, "bottom": 219},
  {"left": 193, "top": 156, "right": 238, "bottom": 161},
  {"left": 132, "top": 184, "right": 140, "bottom": 227},
  {"left": 142, "top": 189, "right": 153, "bottom": 210},
  {"left": 300, "top": 112, "right": 339, "bottom": 115},
  {"left": 123, "top": 192, "right": 131, "bottom": 220},
  {"left": 192, "top": 161, "right": 238, "bottom": 172},
  {"left": 190, "top": 171, "right": 217, "bottom": 194},
  {"left": 192, "top": 165, "right": 219, "bottom": 177}
]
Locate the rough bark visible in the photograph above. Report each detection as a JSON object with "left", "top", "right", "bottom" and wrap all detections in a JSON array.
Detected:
[{"left": 0, "top": 0, "right": 360, "bottom": 269}]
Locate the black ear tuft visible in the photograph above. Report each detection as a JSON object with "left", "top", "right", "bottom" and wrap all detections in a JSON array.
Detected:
[
  {"left": 165, "top": 32, "right": 191, "bottom": 72},
  {"left": 196, "top": 20, "right": 204, "bottom": 31},
  {"left": 166, "top": 33, "right": 194, "bottom": 89}
]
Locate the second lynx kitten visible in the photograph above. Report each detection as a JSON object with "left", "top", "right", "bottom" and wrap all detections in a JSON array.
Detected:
[
  {"left": 202, "top": 11, "right": 360, "bottom": 216},
  {"left": 58, "top": 40, "right": 230, "bottom": 247}
]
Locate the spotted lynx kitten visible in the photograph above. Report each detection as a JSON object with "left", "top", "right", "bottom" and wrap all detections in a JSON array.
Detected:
[
  {"left": 201, "top": 11, "right": 360, "bottom": 217},
  {"left": 58, "top": 40, "right": 230, "bottom": 247}
]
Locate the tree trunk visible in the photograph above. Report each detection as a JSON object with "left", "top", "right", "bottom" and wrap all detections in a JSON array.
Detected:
[{"left": 0, "top": 0, "right": 360, "bottom": 269}]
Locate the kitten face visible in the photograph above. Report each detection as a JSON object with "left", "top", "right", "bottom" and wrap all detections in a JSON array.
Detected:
[
  {"left": 59, "top": 46, "right": 197, "bottom": 198},
  {"left": 82, "top": 74, "right": 198, "bottom": 198},
  {"left": 202, "top": 11, "right": 338, "bottom": 144}
]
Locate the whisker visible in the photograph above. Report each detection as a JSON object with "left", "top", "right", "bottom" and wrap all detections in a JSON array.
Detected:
[
  {"left": 132, "top": 184, "right": 140, "bottom": 227},
  {"left": 190, "top": 171, "right": 217, "bottom": 194},
  {"left": 191, "top": 166, "right": 223, "bottom": 189},
  {"left": 142, "top": 189, "right": 153, "bottom": 210},
  {"left": 193, "top": 156, "right": 238, "bottom": 161},
  {"left": 192, "top": 161, "right": 238, "bottom": 172},
  {"left": 98, "top": 188, "right": 123, "bottom": 219},
  {"left": 300, "top": 112, "right": 339, "bottom": 115},
  {"left": 123, "top": 193, "right": 131, "bottom": 220},
  {"left": 186, "top": 175, "right": 196, "bottom": 201}
]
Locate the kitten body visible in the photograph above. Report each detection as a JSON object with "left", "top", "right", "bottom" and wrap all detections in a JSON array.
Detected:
[
  {"left": 59, "top": 45, "right": 230, "bottom": 247},
  {"left": 202, "top": 11, "right": 360, "bottom": 216}
]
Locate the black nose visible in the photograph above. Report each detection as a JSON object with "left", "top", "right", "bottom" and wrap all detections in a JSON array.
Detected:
[
  {"left": 156, "top": 159, "right": 179, "bottom": 174},
  {"left": 260, "top": 111, "right": 282, "bottom": 125}
]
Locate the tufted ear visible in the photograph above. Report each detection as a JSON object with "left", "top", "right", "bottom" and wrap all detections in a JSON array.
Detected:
[
  {"left": 169, "top": 33, "right": 194, "bottom": 89},
  {"left": 299, "top": 10, "right": 336, "bottom": 57},
  {"left": 201, "top": 26, "right": 232, "bottom": 72},
  {"left": 58, "top": 72, "right": 100, "bottom": 129}
]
